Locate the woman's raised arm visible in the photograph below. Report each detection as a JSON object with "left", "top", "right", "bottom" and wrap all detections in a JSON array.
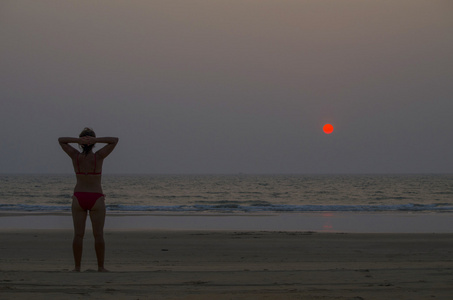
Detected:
[
  {"left": 93, "top": 137, "right": 119, "bottom": 159},
  {"left": 58, "top": 137, "right": 81, "bottom": 158}
]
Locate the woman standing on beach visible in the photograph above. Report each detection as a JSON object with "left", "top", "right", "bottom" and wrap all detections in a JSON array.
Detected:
[{"left": 59, "top": 128, "right": 118, "bottom": 272}]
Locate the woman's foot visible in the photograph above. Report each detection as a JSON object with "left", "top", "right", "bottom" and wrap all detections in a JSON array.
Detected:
[{"left": 98, "top": 267, "right": 109, "bottom": 272}]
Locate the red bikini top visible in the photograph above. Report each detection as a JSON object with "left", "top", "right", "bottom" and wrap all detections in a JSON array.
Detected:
[{"left": 76, "top": 153, "right": 101, "bottom": 175}]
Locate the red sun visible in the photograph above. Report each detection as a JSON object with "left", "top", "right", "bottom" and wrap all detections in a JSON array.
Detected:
[{"left": 323, "top": 124, "right": 334, "bottom": 134}]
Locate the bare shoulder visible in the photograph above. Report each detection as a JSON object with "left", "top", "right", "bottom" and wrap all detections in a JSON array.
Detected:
[
  {"left": 58, "top": 137, "right": 80, "bottom": 159},
  {"left": 95, "top": 137, "right": 119, "bottom": 159}
]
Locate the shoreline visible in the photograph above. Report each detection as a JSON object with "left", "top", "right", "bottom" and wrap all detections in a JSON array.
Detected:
[{"left": 1, "top": 211, "right": 453, "bottom": 233}]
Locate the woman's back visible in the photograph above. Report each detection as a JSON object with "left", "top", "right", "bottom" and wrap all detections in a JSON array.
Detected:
[{"left": 73, "top": 152, "right": 104, "bottom": 193}]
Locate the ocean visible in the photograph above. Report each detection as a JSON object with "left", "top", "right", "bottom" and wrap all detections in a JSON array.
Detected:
[{"left": 1, "top": 174, "right": 452, "bottom": 214}]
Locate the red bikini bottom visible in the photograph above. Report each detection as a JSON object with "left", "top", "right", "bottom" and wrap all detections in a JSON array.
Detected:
[{"left": 73, "top": 192, "right": 105, "bottom": 211}]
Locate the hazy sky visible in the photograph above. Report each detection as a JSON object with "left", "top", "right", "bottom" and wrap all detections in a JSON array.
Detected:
[{"left": 1, "top": 0, "right": 452, "bottom": 174}]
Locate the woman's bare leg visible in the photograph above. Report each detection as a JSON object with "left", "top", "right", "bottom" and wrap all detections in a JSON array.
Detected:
[
  {"left": 89, "top": 197, "right": 108, "bottom": 272},
  {"left": 72, "top": 197, "right": 87, "bottom": 272}
]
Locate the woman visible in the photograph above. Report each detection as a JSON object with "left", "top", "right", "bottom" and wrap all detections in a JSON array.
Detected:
[{"left": 59, "top": 128, "right": 118, "bottom": 272}]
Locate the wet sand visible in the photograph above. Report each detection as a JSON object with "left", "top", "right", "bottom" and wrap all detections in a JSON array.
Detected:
[
  {"left": 1, "top": 212, "right": 453, "bottom": 233},
  {"left": 1, "top": 229, "right": 453, "bottom": 299}
]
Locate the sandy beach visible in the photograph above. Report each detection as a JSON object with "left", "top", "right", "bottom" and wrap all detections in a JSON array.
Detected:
[{"left": 1, "top": 228, "right": 453, "bottom": 299}]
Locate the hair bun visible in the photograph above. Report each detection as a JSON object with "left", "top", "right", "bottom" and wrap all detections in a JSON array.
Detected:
[{"left": 79, "top": 127, "right": 96, "bottom": 138}]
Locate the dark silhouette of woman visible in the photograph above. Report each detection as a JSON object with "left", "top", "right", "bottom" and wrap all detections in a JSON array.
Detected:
[{"left": 59, "top": 128, "right": 118, "bottom": 272}]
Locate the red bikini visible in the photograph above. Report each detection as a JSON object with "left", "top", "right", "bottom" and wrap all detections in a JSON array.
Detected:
[
  {"left": 76, "top": 153, "right": 102, "bottom": 175},
  {"left": 74, "top": 153, "right": 104, "bottom": 210},
  {"left": 74, "top": 192, "right": 104, "bottom": 210}
]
